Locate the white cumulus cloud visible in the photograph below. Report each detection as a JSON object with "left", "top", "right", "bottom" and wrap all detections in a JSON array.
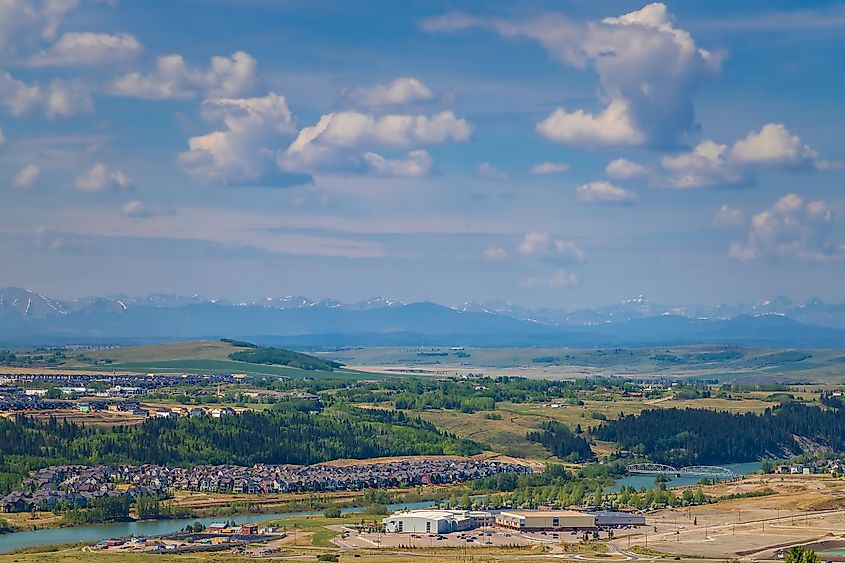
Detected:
[
  {"left": 660, "top": 140, "right": 744, "bottom": 189},
  {"left": 729, "top": 123, "right": 837, "bottom": 170},
  {"left": 518, "top": 232, "right": 585, "bottom": 262},
  {"left": 12, "top": 163, "right": 40, "bottom": 189},
  {"left": 363, "top": 150, "right": 434, "bottom": 177},
  {"left": 476, "top": 161, "right": 508, "bottom": 180},
  {"left": 178, "top": 92, "right": 305, "bottom": 187},
  {"left": 606, "top": 158, "right": 649, "bottom": 180},
  {"left": 659, "top": 123, "right": 836, "bottom": 189},
  {"left": 0, "top": 0, "right": 79, "bottom": 56},
  {"left": 281, "top": 110, "right": 471, "bottom": 173},
  {"left": 28, "top": 32, "right": 143, "bottom": 66},
  {"left": 729, "top": 194, "right": 845, "bottom": 262},
  {"left": 0, "top": 71, "right": 93, "bottom": 118},
  {"left": 425, "top": 3, "right": 722, "bottom": 147},
  {"left": 344, "top": 77, "right": 435, "bottom": 107},
  {"left": 712, "top": 204, "right": 744, "bottom": 228},
  {"left": 110, "top": 51, "right": 258, "bottom": 100},
  {"left": 537, "top": 100, "right": 645, "bottom": 147},
  {"left": 75, "top": 163, "right": 132, "bottom": 193},
  {"left": 576, "top": 181, "right": 636, "bottom": 204}
]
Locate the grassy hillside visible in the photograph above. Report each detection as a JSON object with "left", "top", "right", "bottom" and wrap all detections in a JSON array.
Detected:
[{"left": 61, "top": 340, "right": 370, "bottom": 378}]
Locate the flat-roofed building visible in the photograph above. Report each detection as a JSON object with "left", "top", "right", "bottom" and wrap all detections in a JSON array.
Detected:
[
  {"left": 468, "top": 510, "right": 495, "bottom": 528},
  {"left": 590, "top": 511, "right": 646, "bottom": 528},
  {"left": 383, "top": 509, "right": 474, "bottom": 534},
  {"left": 495, "top": 510, "right": 595, "bottom": 531}
]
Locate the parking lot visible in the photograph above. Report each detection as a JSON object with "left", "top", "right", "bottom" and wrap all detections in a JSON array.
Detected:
[{"left": 334, "top": 527, "right": 594, "bottom": 550}]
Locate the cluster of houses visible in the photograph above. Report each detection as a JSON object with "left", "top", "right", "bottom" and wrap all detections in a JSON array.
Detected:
[
  {"left": 149, "top": 406, "right": 237, "bottom": 419},
  {"left": 0, "top": 372, "right": 238, "bottom": 390},
  {"left": 2, "top": 465, "right": 163, "bottom": 513},
  {"left": 0, "top": 389, "right": 70, "bottom": 412},
  {"left": 2, "top": 459, "right": 531, "bottom": 513},
  {"left": 773, "top": 458, "right": 845, "bottom": 475}
]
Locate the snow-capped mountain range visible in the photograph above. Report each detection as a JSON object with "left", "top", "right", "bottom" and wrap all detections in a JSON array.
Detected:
[{"left": 2, "top": 287, "right": 845, "bottom": 346}]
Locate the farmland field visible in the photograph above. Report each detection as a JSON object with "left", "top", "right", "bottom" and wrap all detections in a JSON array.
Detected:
[{"left": 319, "top": 345, "right": 845, "bottom": 383}]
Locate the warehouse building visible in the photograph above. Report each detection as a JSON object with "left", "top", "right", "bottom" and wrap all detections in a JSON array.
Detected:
[
  {"left": 383, "top": 510, "right": 475, "bottom": 534},
  {"left": 495, "top": 510, "right": 595, "bottom": 531},
  {"left": 590, "top": 511, "right": 646, "bottom": 528}
]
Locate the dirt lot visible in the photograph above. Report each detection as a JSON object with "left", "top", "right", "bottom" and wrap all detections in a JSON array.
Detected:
[
  {"left": 336, "top": 528, "right": 542, "bottom": 550},
  {"left": 615, "top": 474, "right": 845, "bottom": 560}
]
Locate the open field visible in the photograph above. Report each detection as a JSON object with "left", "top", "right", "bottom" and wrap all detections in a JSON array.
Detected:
[
  {"left": 616, "top": 474, "right": 845, "bottom": 560},
  {"left": 410, "top": 394, "right": 780, "bottom": 460},
  {"left": 322, "top": 345, "right": 845, "bottom": 383}
]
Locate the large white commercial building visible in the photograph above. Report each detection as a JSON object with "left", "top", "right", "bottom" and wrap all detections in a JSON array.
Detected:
[{"left": 383, "top": 510, "right": 478, "bottom": 534}]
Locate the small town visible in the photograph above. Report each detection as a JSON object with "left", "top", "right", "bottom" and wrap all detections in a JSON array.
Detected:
[{"left": 1, "top": 459, "right": 532, "bottom": 513}]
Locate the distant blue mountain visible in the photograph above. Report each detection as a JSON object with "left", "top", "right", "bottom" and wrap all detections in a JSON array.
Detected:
[{"left": 2, "top": 287, "right": 845, "bottom": 347}]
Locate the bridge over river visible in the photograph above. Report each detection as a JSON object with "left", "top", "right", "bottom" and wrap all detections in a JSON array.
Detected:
[{"left": 626, "top": 464, "right": 735, "bottom": 478}]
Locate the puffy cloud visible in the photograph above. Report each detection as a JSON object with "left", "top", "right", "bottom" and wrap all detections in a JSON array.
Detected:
[
  {"left": 537, "top": 100, "right": 644, "bottom": 147},
  {"left": 0, "top": 129, "right": 5, "bottom": 147},
  {"left": 425, "top": 3, "right": 722, "bottom": 147},
  {"left": 178, "top": 92, "right": 308, "bottom": 187},
  {"left": 606, "top": 158, "right": 649, "bottom": 180},
  {"left": 518, "top": 232, "right": 551, "bottom": 256},
  {"left": 28, "top": 32, "right": 143, "bottom": 66},
  {"left": 576, "top": 181, "right": 636, "bottom": 204},
  {"left": 483, "top": 247, "right": 509, "bottom": 261},
  {"left": 476, "top": 161, "right": 508, "bottom": 180},
  {"left": 0, "top": 0, "right": 78, "bottom": 56},
  {"left": 120, "top": 200, "right": 175, "bottom": 218},
  {"left": 0, "top": 71, "right": 93, "bottom": 118},
  {"left": 344, "top": 77, "right": 434, "bottom": 107},
  {"left": 12, "top": 163, "right": 39, "bottom": 189},
  {"left": 362, "top": 150, "right": 433, "bottom": 177},
  {"left": 110, "top": 51, "right": 258, "bottom": 100},
  {"left": 530, "top": 161, "right": 569, "bottom": 175},
  {"left": 75, "top": 163, "right": 132, "bottom": 193},
  {"left": 659, "top": 123, "right": 836, "bottom": 189},
  {"left": 518, "top": 232, "right": 585, "bottom": 262},
  {"left": 729, "top": 123, "right": 837, "bottom": 170},
  {"left": 520, "top": 269, "right": 578, "bottom": 288},
  {"left": 729, "top": 194, "right": 845, "bottom": 262},
  {"left": 712, "top": 204, "right": 743, "bottom": 228},
  {"left": 281, "top": 110, "right": 471, "bottom": 172},
  {"left": 660, "top": 140, "right": 744, "bottom": 189}
]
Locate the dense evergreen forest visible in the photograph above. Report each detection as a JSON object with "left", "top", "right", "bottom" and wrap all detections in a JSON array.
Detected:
[
  {"left": 527, "top": 422, "right": 595, "bottom": 462},
  {"left": 594, "top": 403, "right": 845, "bottom": 465},
  {"left": 0, "top": 407, "right": 480, "bottom": 493}
]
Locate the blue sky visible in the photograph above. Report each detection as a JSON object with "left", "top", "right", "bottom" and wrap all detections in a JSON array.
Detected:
[{"left": 1, "top": 0, "right": 844, "bottom": 308}]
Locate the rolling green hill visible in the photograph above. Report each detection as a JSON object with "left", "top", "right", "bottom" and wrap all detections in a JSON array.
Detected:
[{"left": 61, "top": 340, "right": 372, "bottom": 378}]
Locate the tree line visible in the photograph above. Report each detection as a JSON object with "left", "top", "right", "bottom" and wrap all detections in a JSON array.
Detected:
[
  {"left": 593, "top": 403, "right": 845, "bottom": 465},
  {"left": 0, "top": 406, "right": 481, "bottom": 493}
]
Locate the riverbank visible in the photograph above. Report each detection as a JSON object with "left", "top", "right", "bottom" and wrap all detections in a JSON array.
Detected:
[
  {"left": 0, "top": 481, "right": 452, "bottom": 536},
  {"left": 0, "top": 499, "right": 438, "bottom": 554}
]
